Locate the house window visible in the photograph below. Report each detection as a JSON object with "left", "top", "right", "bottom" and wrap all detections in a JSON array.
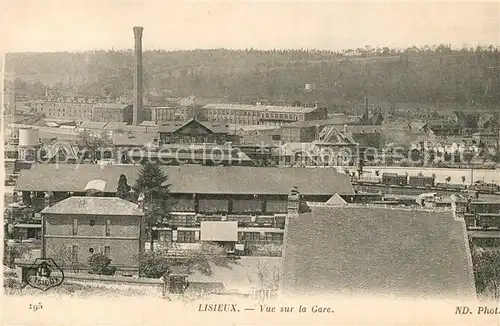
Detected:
[
  {"left": 90, "top": 219, "right": 95, "bottom": 226},
  {"left": 99, "top": 246, "right": 111, "bottom": 257},
  {"left": 172, "top": 215, "right": 187, "bottom": 227},
  {"left": 72, "top": 219, "right": 78, "bottom": 235},
  {"left": 105, "top": 219, "right": 111, "bottom": 236},
  {"left": 242, "top": 232, "right": 260, "bottom": 241}
]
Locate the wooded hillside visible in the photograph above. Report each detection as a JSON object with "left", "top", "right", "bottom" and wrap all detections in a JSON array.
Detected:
[{"left": 5, "top": 46, "right": 500, "bottom": 107}]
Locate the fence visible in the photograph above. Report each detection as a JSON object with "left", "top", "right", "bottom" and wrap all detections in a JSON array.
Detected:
[{"left": 33, "top": 271, "right": 166, "bottom": 295}]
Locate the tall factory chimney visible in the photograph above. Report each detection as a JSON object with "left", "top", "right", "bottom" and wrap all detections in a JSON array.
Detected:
[{"left": 133, "top": 26, "right": 144, "bottom": 126}]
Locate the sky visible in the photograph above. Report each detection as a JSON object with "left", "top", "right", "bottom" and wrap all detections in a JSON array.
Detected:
[{"left": 1, "top": 1, "right": 499, "bottom": 53}]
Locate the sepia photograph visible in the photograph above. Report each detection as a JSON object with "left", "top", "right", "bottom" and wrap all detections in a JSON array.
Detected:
[{"left": 1, "top": 1, "right": 500, "bottom": 325}]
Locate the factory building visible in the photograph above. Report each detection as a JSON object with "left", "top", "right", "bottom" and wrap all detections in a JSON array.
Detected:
[{"left": 201, "top": 103, "right": 327, "bottom": 126}]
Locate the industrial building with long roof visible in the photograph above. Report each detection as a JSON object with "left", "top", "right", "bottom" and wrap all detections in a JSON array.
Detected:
[{"left": 15, "top": 164, "right": 354, "bottom": 197}]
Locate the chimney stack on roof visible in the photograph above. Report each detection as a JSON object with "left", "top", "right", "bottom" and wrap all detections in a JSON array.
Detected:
[
  {"left": 287, "top": 186, "right": 301, "bottom": 216},
  {"left": 133, "top": 26, "right": 144, "bottom": 126}
]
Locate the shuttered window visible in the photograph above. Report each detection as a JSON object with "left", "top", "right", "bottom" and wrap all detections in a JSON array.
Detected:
[
  {"left": 72, "top": 219, "right": 78, "bottom": 235},
  {"left": 99, "top": 246, "right": 110, "bottom": 257},
  {"left": 105, "top": 219, "right": 111, "bottom": 236},
  {"left": 68, "top": 245, "right": 78, "bottom": 262},
  {"left": 177, "top": 231, "right": 196, "bottom": 243}
]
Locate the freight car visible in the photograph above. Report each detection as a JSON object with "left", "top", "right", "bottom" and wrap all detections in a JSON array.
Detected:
[
  {"left": 470, "top": 182, "right": 500, "bottom": 194},
  {"left": 476, "top": 213, "right": 500, "bottom": 229},
  {"left": 408, "top": 175, "right": 435, "bottom": 188},
  {"left": 469, "top": 202, "right": 500, "bottom": 215},
  {"left": 381, "top": 173, "right": 408, "bottom": 186},
  {"left": 434, "top": 183, "right": 467, "bottom": 191}
]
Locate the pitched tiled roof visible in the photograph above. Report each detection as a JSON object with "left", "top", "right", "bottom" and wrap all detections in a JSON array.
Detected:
[
  {"left": 78, "top": 121, "right": 107, "bottom": 130},
  {"left": 324, "top": 193, "right": 347, "bottom": 205},
  {"left": 103, "top": 122, "right": 128, "bottom": 130},
  {"left": 42, "top": 141, "right": 79, "bottom": 160},
  {"left": 128, "top": 147, "right": 252, "bottom": 162},
  {"left": 112, "top": 132, "right": 157, "bottom": 147},
  {"left": 139, "top": 121, "right": 157, "bottom": 127},
  {"left": 41, "top": 196, "right": 143, "bottom": 216},
  {"left": 123, "top": 125, "right": 159, "bottom": 133},
  {"left": 16, "top": 164, "right": 354, "bottom": 196},
  {"left": 281, "top": 205, "right": 476, "bottom": 299}
]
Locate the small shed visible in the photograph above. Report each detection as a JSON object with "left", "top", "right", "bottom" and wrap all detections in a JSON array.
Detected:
[{"left": 201, "top": 221, "right": 238, "bottom": 252}]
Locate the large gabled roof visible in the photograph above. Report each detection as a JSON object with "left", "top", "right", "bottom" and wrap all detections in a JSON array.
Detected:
[
  {"left": 15, "top": 164, "right": 354, "bottom": 196},
  {"left": 281, "top": 205, "right": 476, "bottom": 299},
  {"left": 41, "top": 196, "right": 143, "bottom": 216},
  {"left": 158, "top": 118, "right": 229, "bottom": 134}
]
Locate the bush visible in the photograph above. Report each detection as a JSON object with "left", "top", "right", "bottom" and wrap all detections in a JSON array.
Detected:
[
  {"left": 138, "top": 250, "right": 171, "bottom": 278},
  {"left": 3, "top": 243, "right": 34, "bottom": 267},
  {"left": 3, "top": 277, "right": 22, "bottom": 289},
  {"left": 87, "top": 253, "right": 116, "bottom": 276}
]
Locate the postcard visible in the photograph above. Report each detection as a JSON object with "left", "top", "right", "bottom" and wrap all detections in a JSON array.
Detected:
[{"left": 2, "top": 1, "right": 500, "bottom": 325}]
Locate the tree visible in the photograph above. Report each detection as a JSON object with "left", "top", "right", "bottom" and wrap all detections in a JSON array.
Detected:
[
  {"left": 88, "top": 253, "right": 116, "bottom": 275},
  {"left": 183, "top": 243, "right": 237, "bottom": 276},
  {"left": 116, "top": 174, "right": 131, "bottom": 200},
  {"left": 469, "top": 239, "right": 500, "bottom": 300},
  {"left": 247, "top": 261, "right": 281, "bottom": 300},
  {"left": 76, "top": 130, "right": 111, "bottom": 163},
  {"left": 3, "top": 242, "right": 33, "bottom": 267},
  {"left": 134, "top": 162, "right": 171, "bottom": 251},
  {"left": 138, "top": 249, "right": 171, "bottom": 278},
  {"left": 138, "top": 243, "right": 235, "bottom": 278}
]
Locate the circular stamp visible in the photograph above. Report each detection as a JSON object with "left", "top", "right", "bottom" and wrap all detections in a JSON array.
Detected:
[{"left": 25, "top": 258, "right": 65, "bottom": 292}]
